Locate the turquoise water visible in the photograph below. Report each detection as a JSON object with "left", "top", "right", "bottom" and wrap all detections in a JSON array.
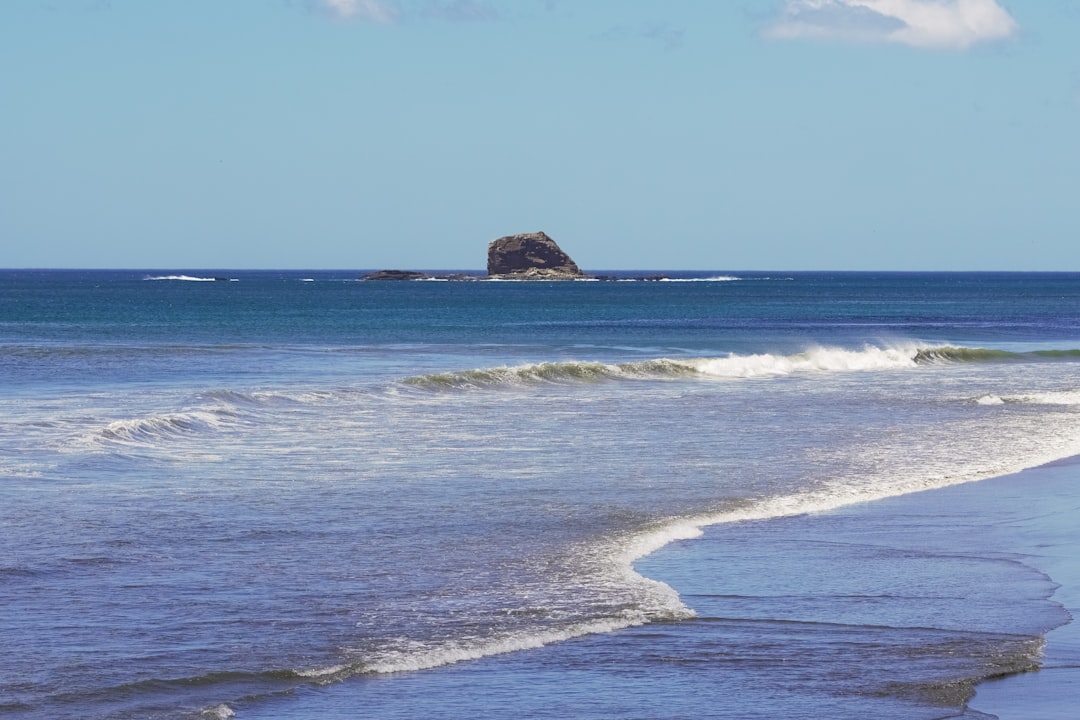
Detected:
[{"left": 2, "top": 270, "right": 1079, "bottom": 719}]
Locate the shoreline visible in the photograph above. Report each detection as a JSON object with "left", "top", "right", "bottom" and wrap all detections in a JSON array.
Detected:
[
  {"left": 241, "top": 458, "right": 1080, "bottom": 720},
  {"left": 961, "top": 457, "right": 1080, "bottom": 718},
  {"left": 635, "top": 457, "right": 1080, "bottom": 718}
]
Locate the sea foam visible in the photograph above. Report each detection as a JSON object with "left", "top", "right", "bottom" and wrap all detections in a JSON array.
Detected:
[
  {"left": 975, "top": 390, "right": 1080, "bottom": 406},
  {"left": 144, "top": 275, "right": 220, "bottom": 282}
]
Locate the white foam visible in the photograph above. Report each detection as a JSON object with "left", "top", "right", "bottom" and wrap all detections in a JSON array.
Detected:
[
  {"left": 618, "top": 520, "right": 705, "bottom": 565},
  {"left": 625, "top": 432, "right": 1080, "bottom": 585},
  {"left": 974, "top": 390, "right": 1080, "bottom": 406},
  {"left": 291, "top": 529, "right": 697, "bottom": 680},
  {"left": 351, "top": 609, "right": 688, "bottom": 677},
  {"left": 689, "top": 345, "right": 921, "bottom": 379},
  {"left": 144, "top": 275, "right": 219, "bottom": 282}
]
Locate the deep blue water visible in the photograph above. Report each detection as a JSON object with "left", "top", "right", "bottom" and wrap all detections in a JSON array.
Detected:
[{"left": 2, "top": 270, "right": 1079, "bottom": 719}]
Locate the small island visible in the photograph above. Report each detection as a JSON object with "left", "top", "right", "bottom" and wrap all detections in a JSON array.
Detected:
[
  {"left": 359, "top": 231, "right": 666, "bottom": 281},
  {"left": 486, "top": 231, "right": 584, "bottom": 280}
]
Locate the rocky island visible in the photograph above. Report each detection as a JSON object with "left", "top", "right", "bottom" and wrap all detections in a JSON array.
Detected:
[
  {"left": 486, "top": 231, "right": 584, "bottom": 280},
  {"left": 362, "top": 231, "right": 588, "bottom": 281},
  {"left": 359, "top": 232, "right": 669, "bottom": 281}
]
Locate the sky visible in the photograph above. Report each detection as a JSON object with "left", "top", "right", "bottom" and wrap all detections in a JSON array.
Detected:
[{"left": 1, "top": 0, "right": 1078, "bottom": 270}]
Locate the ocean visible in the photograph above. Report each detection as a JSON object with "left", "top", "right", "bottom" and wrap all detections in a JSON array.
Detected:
[{"left": 2, "top": 269, "right": 1079, "bottom": 719}]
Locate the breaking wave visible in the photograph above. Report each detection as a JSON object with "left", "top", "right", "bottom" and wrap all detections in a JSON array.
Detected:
[
  {"left": 689, "top": 345, "right": 919, "bottom": 378},
  {"left": 404, "top": 359, "right": 699, "bottom": 388},
  {"left": 193, "top": 388, "right": 337, "bottom": 406},
  {"left": 94, "top": 409, "right": 239, "bottom": 445},
  {"left": 144, "top": 275, "right": 235, "bottom": 282},
  {"left": 402, "top": 345, "right": 920, "bottom": 389},
  {"left": 404, "top": 344, "right": 1080, "bottom": 390}
]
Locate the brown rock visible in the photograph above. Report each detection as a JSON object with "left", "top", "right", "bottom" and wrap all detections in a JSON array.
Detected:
[{"left": 487, "top": 232, "right": 584, "bottom": 279}]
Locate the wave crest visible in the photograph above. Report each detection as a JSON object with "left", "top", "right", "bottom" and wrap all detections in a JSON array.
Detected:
[
  {"left": 403, "top": 346, "right": 928, "bottom": 389},
  {"left": 915, "top": 347, "right": 1015, "bottom": 363},
  {"left": 916, "top": 346, "right": 1080, "bottom": 363},
  {"left": 96, "top": 410, "right": 237, "bottom": 445},
  {"left": 405, "top": 344, "right": 1080, "bottom": 391},
  {"left": 403, "top": 359, "right": 699, "bottom": 389}
]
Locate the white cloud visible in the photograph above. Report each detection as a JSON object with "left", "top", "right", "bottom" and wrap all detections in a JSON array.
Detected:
[
  {"left": 322, "top": 0, "right": 399, "bottom": 23},
  {"left": 766, "top": 0, "right": 1018, "bottom": 49}
]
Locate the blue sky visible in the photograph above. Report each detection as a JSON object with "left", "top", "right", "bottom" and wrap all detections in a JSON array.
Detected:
[{"left": 2, "top": 0, "right": 1077, "bottom": 270}]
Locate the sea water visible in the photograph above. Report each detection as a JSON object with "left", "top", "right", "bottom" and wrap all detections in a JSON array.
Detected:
[{"left": 1, "top": 270, "right": 1079, "bottom": 719}]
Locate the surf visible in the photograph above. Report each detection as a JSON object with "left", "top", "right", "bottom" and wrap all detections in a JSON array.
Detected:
[
  {"left": 403, "top": 343, "right": 1080, "bottom": 390},
  {"left": 401, "top": 344, "right": 932, "bottom": 390}
]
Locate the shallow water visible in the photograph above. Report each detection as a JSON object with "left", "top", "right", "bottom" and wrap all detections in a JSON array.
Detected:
[{"left": 242, "top": 465, "right": 1075, "bottom": 720}]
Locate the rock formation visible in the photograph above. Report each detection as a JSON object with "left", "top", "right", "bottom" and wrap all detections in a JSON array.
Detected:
[
  {"left": 361, "top": 270, "right": 432, "bottom": 281},
  {"left": 361, "top": 270, "right": 482, "bottom": 281},
  {"left": 487, "top": 232, "right": 584, "bottom": 280}
]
